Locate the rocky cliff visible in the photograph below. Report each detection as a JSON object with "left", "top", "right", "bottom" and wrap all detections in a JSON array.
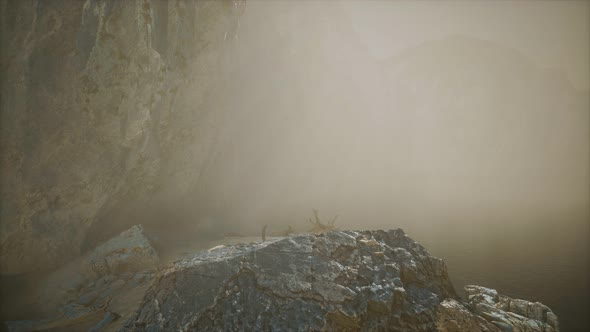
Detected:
[
  {"left": 2, "top": 0, "right": 587, "bottom": 278},
  {"left": 0, "top": 0, "right": 245, "bottom": 274}
]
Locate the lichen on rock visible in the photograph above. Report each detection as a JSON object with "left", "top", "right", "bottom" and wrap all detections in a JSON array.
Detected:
[{"left": 437, "top": 285, "right": 560, "bottom": 332}]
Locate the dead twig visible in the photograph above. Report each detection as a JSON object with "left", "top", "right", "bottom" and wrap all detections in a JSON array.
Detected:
[
  {"left": 307, "top": 209, "right": 338, "bottom": 234},
  {"left": 261, "top": 224, "right": 267, "bottom": 242}
]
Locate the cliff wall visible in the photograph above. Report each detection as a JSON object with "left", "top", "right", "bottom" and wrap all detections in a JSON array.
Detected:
[{"left": 0, "top": 0, "right": 245, "bottom": 274}]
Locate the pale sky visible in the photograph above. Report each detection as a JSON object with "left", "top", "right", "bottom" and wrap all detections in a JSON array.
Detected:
[{"left": 343, "top": 0, "right": 590, "bottom": 91}]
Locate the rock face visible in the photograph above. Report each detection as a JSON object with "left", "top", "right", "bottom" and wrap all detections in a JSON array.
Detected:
[
  {"left": 118, "top": 230, "right": 559, "bottom": 332},
  {"left": 37, "top": 225, "right": 159, "bottom": 314},
  {"left": 436, "top": 285, "right": 559, "bottom": 332},
  {"left": 85, "top": 224, "right": 159, "bottom": 276},
  {"left": 5, "top": 224, "right": 159, "bottom": 331},
  {"left": 0, "top": 0, "right": 245, "bottom": 274},
  {"left": 3, "top": 228, "right": 560, "bottom": 332},
  {"left": 124, "top": 229, "right": 457, "bottom": 331}
]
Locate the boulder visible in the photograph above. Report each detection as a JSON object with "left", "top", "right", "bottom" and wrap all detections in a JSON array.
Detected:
[
  {"left": 4, "top": 228, "right": 560, "bottom": 332},
  {"left": 85, "top": 225, "right": 159, "bottom": 277},
  {"left": 37, "top": 225, "right": 158, "bottom": 314},
  {"left": 5, "top": 225, "right": 159, "bottom": 331},
  {"left": 436, "top": 298, "right": 502, "bottom": 332},
  {"left": 123, "top": 229, "right": 457, "bottom": 331},
  {"left": 436, "top": 286, "right": 559, "bottom": 332}
]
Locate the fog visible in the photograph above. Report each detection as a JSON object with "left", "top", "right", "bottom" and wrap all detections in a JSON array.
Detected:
[
  {"left": 169, "top": 0, "right": 589, "bottom": 239},
  {"left": 155, "top": 1, "right": 588, "bottom": 328},
  {"left": 1, "top": 0, "right": 588, "bottom": 329}
]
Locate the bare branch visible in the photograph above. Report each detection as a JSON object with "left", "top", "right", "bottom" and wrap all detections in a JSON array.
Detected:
[{"left": 306, "top": 209, "right": 338, "bottom": 234}]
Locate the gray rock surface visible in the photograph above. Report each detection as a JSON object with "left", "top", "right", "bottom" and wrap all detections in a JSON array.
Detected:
[
  {"left": 3, "top": 228, "right": 560, "bottom": 332},
  {"left": 0, "top": 0, "right": 245, "bottom": 274},
  {"left": 436, "top": 285, "right": 559, "bottom": 332},
  {"left": 5, "top": 225, "right": 159, "bottom": 331},
  {"left": 86, "top": 225, "right": 159, "bottom": 276},
  {"left": 436, "top": 298, "right": 501, "bottom": 332},
  {"left": 37, "top": 225, "right": 159, "bottom": 313},
  {"left": 124, "top": 229, "right": 457, "bottom": 331}
]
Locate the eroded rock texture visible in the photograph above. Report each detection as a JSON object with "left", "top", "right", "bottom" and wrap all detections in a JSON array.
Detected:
[
  {"left": 124, "top": 229, "right": 457, "bottom": 331},
  {"left": 2, "top": 228, "right": 560, "bottom": 331},
  {"left": 436, "top": 285, "right": 559, "bottom": 332},
  {"left": 0, "top": 0, "right": 245, "bottom": 274},
  {"left": 37, "top": 224, "right": 158, "bottom": 307},
  {"left": 4, "top": 224, "right": 159, "bottom": 331}
]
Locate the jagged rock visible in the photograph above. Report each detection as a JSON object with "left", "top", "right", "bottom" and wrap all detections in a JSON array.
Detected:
[
  {"left": 123, "top": 229, "right": 457, "bottom": 331},
  {"left": 4, "top": 228, "right": 561, "bottom": 332},
  {"left": 37, "top": 225, "right": 158, "bottom": 314},
  {"left": 86, "top": 225, "right": 159, "bottom": 276},
  {"left": 436, "top": 286, "right": 559, "bottom": 332},
  {"left": 4, "top": 225, "right": 159, "bottom": 331},
  {"left": 436, "top": 298, "right": 501, "bottom": 332}
]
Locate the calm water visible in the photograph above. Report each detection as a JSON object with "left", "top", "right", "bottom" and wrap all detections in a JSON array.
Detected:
[{"left": 415, "top": 225, "right": 589, "bottom": 332}]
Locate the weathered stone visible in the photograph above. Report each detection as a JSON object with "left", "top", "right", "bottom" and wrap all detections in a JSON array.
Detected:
[
  {"left": 436, "top": 298, "right": 502, "bottom": 332},
  {"left": 0, "top": 0, "right": 246, "bottom": 275},
  {"left": 36, "top": 225, "right": 158, "bottom": 314},
  {"left": 436, "top": 286, "right": 560, "bottom": 332},
  {"left": 87, "top": 225, "right": 158, "bottom": 276},
  {"left": 491, "top": 321, "right": 513, "bottom": 331},
  {"left": 123, "top": 229, "right": 457, "bottom": 331},
  {"left": 4, "top": 228, "right": 560, "bottom": 332},
  {"left": 546, "top": 311, "right": 559, "bottom": 330},
  {"left": 509, "top": 298, "right": 530, "bottom": 317},
  {"left": 465, "top": 285, "right": 560, "bottom": 332},
  {"left": 465, "top": 284, "right": 499, "bottom": 305}
]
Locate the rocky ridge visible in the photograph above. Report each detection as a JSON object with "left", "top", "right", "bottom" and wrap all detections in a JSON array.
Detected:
[
  {"left": 3, "top": 226, "right": 559, "bottom": 331},
  {"left": 125, "top": 229, "right": 455, "bottom": 331},
  {"left": 437, "top": 286, "right": 560, "bottom": 332}
]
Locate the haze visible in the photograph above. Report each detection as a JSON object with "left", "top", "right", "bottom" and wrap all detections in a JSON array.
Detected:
[
  {"left": 1, "top": 0, "right": 588, "bottom": 330},
  {"left": 181, "top": 0, "right": 589, "bottom": 235},
  {"left": 171, "top": 1, "right": 589, "bottom": 328}
]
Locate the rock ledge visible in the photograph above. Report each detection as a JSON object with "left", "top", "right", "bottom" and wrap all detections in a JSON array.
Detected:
[{"left": 436, "top": 285, "right": 559, "bottom": 332}]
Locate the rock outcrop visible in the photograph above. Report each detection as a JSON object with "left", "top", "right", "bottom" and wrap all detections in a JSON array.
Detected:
[
  {"left": 84, "top": 224, "right": 159, "bottom": 277},
  {"left": 42, "top": 225, "right": 158, "bottom": 319},
  {"left": 123, "top": 229, "right": 449, "bottom": 331},
  {"left": 5, "top": 224, "right": 160, "bottom": 331},
  {"left": 437, "top": 285, "right": 560, "bottom": 332},
  {"left": 3, "top": 228, "right": 559, "bottom": 331},
  {"left": 120, "top": 229, "right": 558, "bottom": 332},
  {"left": 37, "top": 224, "right": 159, "bottom": 305}
]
